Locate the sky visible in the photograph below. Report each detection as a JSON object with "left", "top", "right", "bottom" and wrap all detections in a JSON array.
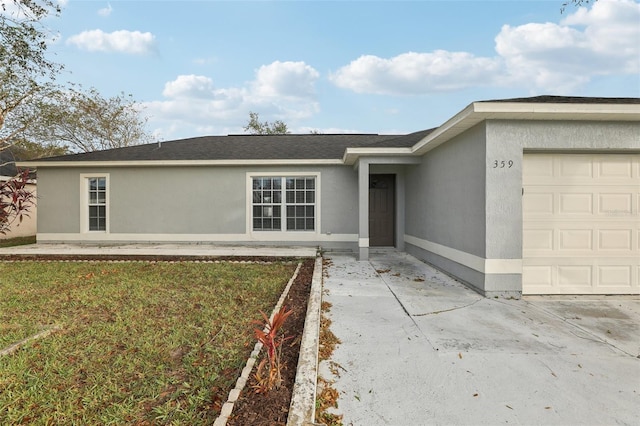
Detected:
[{"left": 38, "top": 0, "right": 640, "bottom": 141}]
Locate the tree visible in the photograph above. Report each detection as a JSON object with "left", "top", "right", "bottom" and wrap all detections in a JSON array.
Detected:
[
  {"left": 243, "top": 111, "right": 290, "bottom": 135},
  {"left": 1, "top": 0, "right": 61, "bottom": 152},
  {"left": 0, "top": 0, "right": 60, "bottom": 233},
  {"left": 27, "top": 86, "right": 153, "bottom": 153},
  {"left": 561, "top": 0, "right": 594, "bottom": 13}
]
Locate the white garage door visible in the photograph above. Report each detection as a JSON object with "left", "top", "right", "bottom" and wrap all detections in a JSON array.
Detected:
[{"left": 523, "top": 153, "right": 640, "bottom": 295}]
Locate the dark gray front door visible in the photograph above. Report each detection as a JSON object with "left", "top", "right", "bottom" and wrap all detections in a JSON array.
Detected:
[{"left": 369, "top": 174, "right": 395, "bottom": 247}]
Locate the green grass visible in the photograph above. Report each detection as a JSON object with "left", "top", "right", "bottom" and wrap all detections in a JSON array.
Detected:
[
  {"left": 0, "top": 235, "right": 36, "bottom": 248},
  {"left": 0, "top": 260, "right": 297, "bottom": 425}
]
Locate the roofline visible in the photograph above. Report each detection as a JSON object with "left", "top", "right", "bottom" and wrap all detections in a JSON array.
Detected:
[
  {"left": 17, "top": 159, "right": 345, "bottom": 168},
  {"left": 411, "top": 101, "right": 640, "bottom": 156},
  {"left": 19, "top": 100, "right": 640, "bottom": 168},
  {"left": 342, "top": 147, "right": 414, "bottom": 165}
]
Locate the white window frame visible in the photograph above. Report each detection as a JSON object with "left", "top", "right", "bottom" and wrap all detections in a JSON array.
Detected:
[
  {"left": 246, "top": 172, "right": 321, "bottom": 237},
  {"left": 80, "top": 173, "right": 109, "bottom": 233}
]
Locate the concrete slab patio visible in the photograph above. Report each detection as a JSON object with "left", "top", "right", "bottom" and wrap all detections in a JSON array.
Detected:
[
  {"left": 320, "top": 251, "right": 640, "bottom": 426},
  {"left": 0, "top": 243, "right": 317, "bottom": 258}
]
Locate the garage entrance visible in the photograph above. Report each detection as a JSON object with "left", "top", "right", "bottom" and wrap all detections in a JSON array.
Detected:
[{"left": 522, "top": 153, "right": 640, "bottom": 295}]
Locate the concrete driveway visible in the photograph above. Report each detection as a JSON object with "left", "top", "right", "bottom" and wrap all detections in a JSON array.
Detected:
[{"left": 320, "top": 251, "right": 640, "bottom": 426}]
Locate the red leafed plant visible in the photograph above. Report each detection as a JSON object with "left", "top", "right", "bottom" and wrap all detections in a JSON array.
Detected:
[
  {"left": 0, "top": 170, "right": 35, "bottom": 235},
  {"left": 252, "top": 305, "right": 293, "bottom": 393}
]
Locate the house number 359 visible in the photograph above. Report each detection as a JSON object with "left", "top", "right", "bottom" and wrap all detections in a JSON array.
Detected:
[{"left": 492, "top": 160, "right": 514, "bottom": 168}]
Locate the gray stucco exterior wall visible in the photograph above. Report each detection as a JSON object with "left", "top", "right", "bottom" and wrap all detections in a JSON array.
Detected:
[
  {"left": 36, "top": 165, "right": 360, "bottom": 248},
  {"left": 37, "top": 168, "right": 82, "bottom": 234},
  {"left": 404, "top": 123, "right": 489, "bottom": 293},
  {"left": 405, "top": 119, "right": 640, "bottom": 297}
]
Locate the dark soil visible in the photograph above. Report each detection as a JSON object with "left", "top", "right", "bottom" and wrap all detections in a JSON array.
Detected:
[
  {"left": 0, "top": 254, "right": 316, "bottom": 424},
  {"left": 227, "top": 258, "right": 314, "bottom": 426}
]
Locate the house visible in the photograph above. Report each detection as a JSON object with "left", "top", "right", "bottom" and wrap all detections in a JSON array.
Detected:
[
  {"left": 0, "top": 149, "right": 37, "bottom": 239},
  {"left": 21, "top": 96, "right": 640, "bottom": 297}
]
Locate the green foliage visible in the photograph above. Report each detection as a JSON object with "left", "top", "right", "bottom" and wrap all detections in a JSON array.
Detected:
[
  {"left": 244, "top": 111, "right": 290, "bottom": 135},
  {"left": 0, "top": 260, "right": 297, "bottom": 424},
  {"left": 9, "top": 139, "right": 68, "bottom": 160},
  {"left": 29, "top": 85, "right": 154, "bottom": 153},
  {"left": 1, "top": 2, "right": 152, "bottom": 155},
  {"left": 0, "top": 0, "right": 61, "bottom": 152},
  {"left": 0, "top": 234, "right": 35, "bottom": 247},
  {"left": 0, "top": 0, "right": 61, "bottom": 79}
]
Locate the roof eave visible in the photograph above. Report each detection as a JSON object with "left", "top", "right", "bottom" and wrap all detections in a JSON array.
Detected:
[
  {"left": 17, "top": 158, "right": 345, "bottom": 168},
  {"left": 412, "top": 102, "right": 640, "bottom": 156},
  {"left": 342, "top": 147, "right": 415, "bottom": 165}
]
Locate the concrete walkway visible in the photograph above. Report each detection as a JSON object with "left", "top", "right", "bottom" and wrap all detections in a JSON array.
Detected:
[
  {"left": 320, "top": 251, "right": 640, "bottom": 426},
  {"left": 0, "top": 243, "right": 317, "bottom": 258}
]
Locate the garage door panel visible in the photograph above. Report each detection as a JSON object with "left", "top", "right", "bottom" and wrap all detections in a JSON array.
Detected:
[
  {"left": 599, "top": 193, "right": 633, "bottom": 215},
  {"left": 523, "top": 155, "right": 553, "bottom": 177},
  {"left": 599, "top": 266, "right": 632, "bottom": 287},
  {"left": 559, "top": 156, "right": 593, "bottom": 178},
  {"left": 523, "top": 193, "right": 553, "bottom": 214},
  {"left": 598, "top": 229, "right": 632, "bottom": 250},
  {"left": 559, "top": 193, "right": 593, "bottom": 214},
  {"left": 559, "top": 229, "right": 593, "bottom": 250},
  {"left": 523, "top": 154, "right": 640, "bottom": 295},
  {"left": 598, "top": 157, "right": 633, "bottom": 178},
  {"left": 523, "top": 229, "right": 553, "bottom": 250},
  {"left": 558, "top": 265, "right": 592, "bottom": 287}
]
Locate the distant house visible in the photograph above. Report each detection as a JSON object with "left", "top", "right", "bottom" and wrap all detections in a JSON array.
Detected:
[
  {"left": 0, "top": 149, "right": 37, "bottom": 239},
  {"left": 21, "top": 96, "right": 640, "bottom": 296}
]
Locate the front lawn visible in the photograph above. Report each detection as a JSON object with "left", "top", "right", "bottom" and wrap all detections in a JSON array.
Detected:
[
  {"left": 0, "top": 235, "right": 36, "bottom": 248},
  {"left": 0, "top": 260, "right": 297, "bottom": 424}
]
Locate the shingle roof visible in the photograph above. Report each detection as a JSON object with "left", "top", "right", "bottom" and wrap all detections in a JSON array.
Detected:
[
  {"left": 28, "top": 95, "right": 638, "bottom": 164},
  {"left": 480, "top": 95, "right": 640, "bottom": 104},
  {"left": 0, "top": 149, "right": 20, "bottom": 176},
  {"left": 34, "top": 132, "right": 428, "bottom": 162}
]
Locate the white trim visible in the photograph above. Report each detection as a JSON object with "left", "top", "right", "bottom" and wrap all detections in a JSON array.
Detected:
[
  {"left": 80, "top": 173, "right": 110, "bottom": 234},
  {"left": 342, "top": 148, "right": 413, "bottom": 165},
  {"left": 246, "top": 172, "right": 322, "bottom": 236},
  {"left": 36, "top": 232, "right": 357, "bottom": 243},
  {"left": 358, "top": 238, "right": 369, "bottom": 248},
  {"left": 19, "top": 159, "right": 343, "bottom": 168},
  {"left": 404, "top": 234, "right": 522, "bottom": 274},
  {"left": 411, "top": 102, "right": 640, "bottom": 157}
]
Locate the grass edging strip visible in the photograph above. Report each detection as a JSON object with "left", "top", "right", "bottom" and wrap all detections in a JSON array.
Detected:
[
  {"left": 287, "top": 256, "right": 323, "bottom": 426},
  {"left": 214, "top": 261, "right": 303, "bottom": 426},
  {"left": 0, "top": 325, "right": 62, "bottom": 357}
]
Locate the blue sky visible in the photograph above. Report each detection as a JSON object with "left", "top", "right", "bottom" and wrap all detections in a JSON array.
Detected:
[{"left": 42, "top": 0, "right": 640, "bottom": 141}]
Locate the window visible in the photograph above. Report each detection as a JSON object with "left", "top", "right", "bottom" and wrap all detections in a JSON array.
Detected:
[
  {"left": 252, "top": 176, "right": 315, "bottom": 231},
  {"left": 84, "top": 176, "right": 108, "bottom": 232}
]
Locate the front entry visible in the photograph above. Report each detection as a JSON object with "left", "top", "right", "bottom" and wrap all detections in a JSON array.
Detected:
[{"left": 369, "top": 174, "right": 395, "bottom": 246}]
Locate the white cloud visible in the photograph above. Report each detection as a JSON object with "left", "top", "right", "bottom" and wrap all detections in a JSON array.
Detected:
[
  {"left": 145, "top": 61, "right": 321, "bottom": 139},
  {"left": 66, "top": 29, "right": 155, "bottom": 55},
  {"left": 331, "top": 0, "right": 639, "bottom": 95},
  {"left": 495, "top": 0, "right": 639, "bottom": 92},
  {"left": 331, "top": 51, "right": 501, "bottom": 95},
  {"left": 253, "top": 61, "right": 320, "bottom": 98},
  {"left": 98, "top": 3, "right": 113, "bottom": 17},
  {"left": 162, "top": 75, "right": 216, "bottom": 99}
]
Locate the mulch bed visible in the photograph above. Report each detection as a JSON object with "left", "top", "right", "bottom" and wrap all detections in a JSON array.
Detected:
[
  {"left": 0, "top": 254, "right": 316, "bottom": 424},
  {"left": 227, "top": 258, "right": 314, "bottom": 425}
]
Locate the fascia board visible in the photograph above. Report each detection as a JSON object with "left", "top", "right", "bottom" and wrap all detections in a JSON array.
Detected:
[
  {"left": 17, "top": 159, "right": 344, "bottom": 168},
  {"left": 412, "top": 101, "right": 640, "bottom": 156},
  {"left": 342, "top": 147, "right": 414, "bottom": 165},
  {"left": 474, "top": 102, "right": 640, "bottom": 118}
]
